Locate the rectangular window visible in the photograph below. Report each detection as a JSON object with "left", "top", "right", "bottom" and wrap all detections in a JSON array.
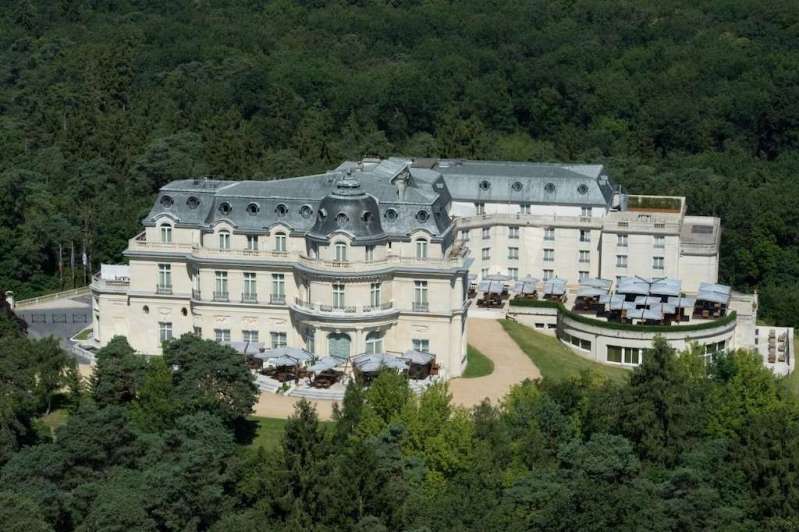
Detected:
[
  {"left": 160, "top": 225, "right": 172, "bottom": 243},
  {"left": 579, "top": 270, "right": 589, "bottom": 281},
  {"left": 543, "top": 249, "right": 554, "bottom": 262},
  {"left": 246, "top": 235, "right": 258, "bottom": 251},
  {"left": 617, "top": 234, "right": 628, "bottom": 247},
  {"left": 543, "top": 269, "right": 554, "bottom": 281},
  {"left": 616, "top": 255, "right": 628, "bottom": 268},
  {"left": 460, "top": 229, "right": 470, "bottom": 241},
  {"left": 482, "top": 227, "right": 490, "bottom": 240},
  {"left": 335, "top": 242, "right": 347, "bottom": 262},
  {"left": 481, "top": 268, "right": 488, "bottom": 278},
  {"left": 607, "top": 345, "right": 622, "bottom": 363},
  {"left": 365, "top": 245, "right": 375, "bottom": 262},
  {"left": 581, "top": 207, "right": 591, "bottom": 218},
  {"left": 654, "top": 235, "right": 665, "bottom": 248},
  {"left": 275, "top": 233, "right": 287, "bottom": 252},
  {"left": 219, "top": 232, "right": 230, "bottom": 250},
  {"left": 416, "top": 239, "right": 428, "bottom": 259},
  {"left": 214, "top": 329, "right": 231, "bottom": 343},
  {"left": 509, "top": 267, "right": 518, "bottom": 280},
  {"left": 413, "top": 338, "right": 430, "bottom": 352},
  {"left": 475, "top": 203, "right": 485, "bottom": 215},
  {"left": 159, "top": 322, "right": 172, "bottom": 342},
  {"left": 193, "top": 326, "right": 202, "bottom": 338},
  {"left": 214, "top": 271, "right": 228, "bottom": 300},
  {"left": 243, "top": 272, "right": 257, "bottom": 303},
  {"left": 242, "top": 330, "right": 259, "bottom": 343},
  {"left": 508, "top": 247, "right": 519, "bottom": 260},
  {"left": 270, "top": 332, "right": 287, "bottom": 349},
  {"left": 508, "top": 226, "right": 519, "bottom": 239},
  {"left": 579, "top": 250, "right": 590, "bottom": 263},
  {"left": 520, "top": 204, "right": 531, "bottom": 215},
  {"left": 544, "top": 227, "right": 555, "bottom": 241},
  {"left": 271, "top": 274, "right": 285, "bottom": 303},
  {"left": 157, "top": 264, "right": 172, "bottom": 292},
  {"left": 624, "top": 348, "right": 640, "bottom": 365},
  {"left": 370, "top": 282, "right": 381, "bottom": 307},
  {"left": 304, "top": 329, "right": 315, "bottom": 354},
  {"left": 414, "top": 281, "right": 428, "bottom": 311},
  {"left": 580, "top": 229, "right": 591, "bottom": 242},
  {"left": 332, "top": 283, "right": 345, "bottom": 309},
  {"left": 653, "top": 256, "right": 665, "bottom": 270},
  {"left": 482, "top": 247, "right": 491, "bottom": 260}
]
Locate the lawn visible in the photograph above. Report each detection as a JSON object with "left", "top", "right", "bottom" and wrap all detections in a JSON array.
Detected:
[
  {"left": 500, "top": 319, "right": 628, "bottom": 384},
  {"left": 463, "top": 344, "right": 494, "bottom": 378},
  {"left": 74, "top": 327, "right": 92, "bottom": 341},
  {"left": 246, "top": 416, "right": 334, "bottom": 451},
  {"left": 38, "top": 408, "right": 70, "bottom": 440}
]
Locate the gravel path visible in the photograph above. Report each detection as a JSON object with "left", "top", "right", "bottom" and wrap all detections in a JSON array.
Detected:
[{"left": 448, "top": 318, "right": 541, "bottom": 409}]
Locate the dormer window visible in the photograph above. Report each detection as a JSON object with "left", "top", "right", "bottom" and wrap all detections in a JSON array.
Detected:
[
  {"left": 160, "top": 195, "right": 174, "bottom": 208},
  {"left": 275, "top": 232, "right": 287, "bottom": 253},
  {"left": 275, "top": 204, "right": 288, "bottom": 217},
  {"left": 415, "top": 239, "right": 428, "bottom": 259},
  {"left": 219, "top": 231, "right": 230, "bottom": 250},
  {"left": 335, "top": 242, "right": 347, "bottom": 262},
  {"left": 219, "top": 202, "right": 232, "bottom": 216},
  {"left": 160, "top": 224, "right": 172, "bottom": 243}
]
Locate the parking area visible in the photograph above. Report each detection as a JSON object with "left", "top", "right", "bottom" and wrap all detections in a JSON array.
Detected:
[{"left": 15, "top": 294, "right": 92, "bottom": 352}]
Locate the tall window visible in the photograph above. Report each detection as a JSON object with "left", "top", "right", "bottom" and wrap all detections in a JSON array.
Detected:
[
  {"left": 193, "top": 326, "right": 202, "bottom": 338},
  {"left": 219, "top": 231, "right": 231, "bottom": 250},
  {"left": 579, "top": 250, "right": 590, "bottom": 263},
  {"left": 508, "top": 226, "right": 520, "bottom": 239},
  {"left": 304, "top": 329, "right": 315, "bottom": 354},
  {"left": 653, "top": 256, "right": 665, "bottom": 270},
  {"left": 654, "top": 235, "right": 665, "bottom": 249},
  {"left": 365, "top": 245, "right": 375, "bottom": 262},
  {"left": 370, "top": 282, "right": 381, "bottom": 308},
  {"left": 157, "top": 264, "right": 172, "bottom": 291},
  {"left": 482, "top": 247, "right": 490, "bottom": 260},
  {"left": 508, "top": 247, "right": 519, "bottom": 260},
  {"left": 543, "top": 269, "right": 554, "bottom": 280},
  {"left": 579, "top": 270, "right": 589, "bottom": 281},
  {"left": 335, "top": 242, "right": 347, "bottom": 262},
  {"left": 159, "top": 322, "right": 173, "bottom": 342},
  {"left": 214, "top": 329, "right": 231, "bottom": 343},
  {"left": 365, "top": 331, "right": 383, "bottom": 354},
  {"left": 617, "top": 234, "right": 628, "bottom": 247},
  {"left": 520, "top": 204, "right": 531, "bottom": 215},
  {"left": 580, "top": 230, "right": 591, "bottom": 242},
  {"left": 271, "top": 274, "right": 285, "bottom": 303},
  {"left": 275, "top": 232, "right": 287, "bottom": 252},
  {"left": 243, "top": 272, "right": 257, "bottom": 302},
  {"left": 414, "top": 281, "right": 428, "bottom": 311},
  {"left": 214, "top": 271, "right": 228, "bottom": 300},
  {"left": 413, "top": 338, "right": 430, "bottom": 352},
  {"left": 415, "top": 239, "right": 428, "bottom": 259},
  {"left": 581, "top": 207, "right": 592, "bottom": 217},
  {"left": 475, "top": 203, "right": 485, "bottom": 215},
  {"left": 544, "top": 227, "right": 555, "bottom": 241},
  {"left": 481, "top": 267, "right": 488, "bottom": 278},
  {"left": 332, "top": 283, "right": 345, "bottom": 309},
  {"left": 543, "top": 249, "right": 554, "bottom": 262},
  {"left": 270, "top": 332, "right": 287, "bottom": 348},
  {"left": 160, "top": 224, "right": 172, "bottom": 243},
  {"left": 482, "top": 227, "right": 490, "bottom": 240},
  {"left": 616, "top": 255, "right": 628, "bottom": 268},
  {"left": 246, "top": 235, "right": 258, "bottom": 251},
  {"left": 242, "top": 330, "right": 259, "bottom": 343},
  {"left": 460, "top": 229, "right": 470, "bottom": 241},
  {"left": 509, "top": 267, "right": 518, "bottom": 280}
]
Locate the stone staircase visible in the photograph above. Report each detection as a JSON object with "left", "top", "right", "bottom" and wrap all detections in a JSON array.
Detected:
[
  {"left": 255, "top": 375, "right": 282, "bottom": 394},
  {"left": 288, "top": 385, "right": 346, "bottom": 401}
]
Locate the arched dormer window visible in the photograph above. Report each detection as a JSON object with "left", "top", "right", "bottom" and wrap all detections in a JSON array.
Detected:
[
  {"left": 219, "top": 230, "right": 231, "bottom": 250},
  {"left": 160, "top": 223, "right": 173, "bottom": 243},
  {"left": 415, "top": 238, "right": 428, "bottom": 259},
  {"left": 365, "top": 331, "right": 384, "bottom": 354},
  {"left": 274, "top": 231, "right": 287, "bottom": 253},
  {"left": 335, "top": 242, "right": 348, "bottom": 262}
]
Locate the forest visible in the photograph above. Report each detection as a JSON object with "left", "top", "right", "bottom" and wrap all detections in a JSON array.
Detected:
[
  {"left": 2, "top": 300, "right": 799, "bottom": 530},
  {"left": 1, "top": 0, "right": 799, "bottom": 327}
]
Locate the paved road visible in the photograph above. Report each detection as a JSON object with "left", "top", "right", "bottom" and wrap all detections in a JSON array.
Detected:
[{"left": 449, "top": 318, "right": 541, "bottom": 408}]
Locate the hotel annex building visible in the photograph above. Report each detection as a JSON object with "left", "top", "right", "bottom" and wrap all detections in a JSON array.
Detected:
[{"left": 92, "top": 157, "right": 785, "bottom": 378}]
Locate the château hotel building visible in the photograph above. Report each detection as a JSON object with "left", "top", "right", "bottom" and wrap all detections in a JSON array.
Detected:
[{"left": 92, "top": 157, "right": 726, "bottom": 378}]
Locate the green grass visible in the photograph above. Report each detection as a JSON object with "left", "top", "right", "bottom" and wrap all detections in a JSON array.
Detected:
[
  {"left": 500, "top": 319, "right": 628, "bottom": 384},
  {"left": 74, "top": 327, "right": 92, "bottom": 341},
  {"left": 782, "top": 370, "right": 799, "bottom": 396},
  {"left": 463, "top": 344, "right": 495, "bottom": 378},
  {"left": 247, "top": 417, "right": 289, "bottom": 451},
  {"left": 38, "top": 409, "right": 70, "bottom": 440}
]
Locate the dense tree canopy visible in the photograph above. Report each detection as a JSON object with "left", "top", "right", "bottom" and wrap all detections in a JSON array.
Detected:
[{"left": 0, "top": 1, "right": 798, "bottom": 325}]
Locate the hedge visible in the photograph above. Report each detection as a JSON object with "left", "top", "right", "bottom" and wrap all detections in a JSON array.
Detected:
[{"left": 508, "top": 298, "right": 737, "bottom": 333}]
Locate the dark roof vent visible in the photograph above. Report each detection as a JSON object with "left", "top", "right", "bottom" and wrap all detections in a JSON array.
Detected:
[
  {"left": 577, "top": 184, "right": 589, "bottom": 195},
  {"left": 544, "top": 183, "right": 556, "bottom": 194},
  {"left": 511, "top": 181, "right": 523, "bottom": 192},
  {"left": 275, "top": 204, "right": 288, "bottom": 216},
  {"left": 219, "top": 202, "right": 232, "bottom": 215},
  {"left": 300, "top": 205, "right": 313, "bottom": 218},
  {"left": 385, "top": 208, "right": 398, "bottom": 221},
  {"left": 246, "top": 202, "right": 260, "bottom": 215},
  {"left": 160, "top": 195, "right": 174, "bottom": 208},
  {"left": 416, "top": 210, "right": 430, "bottom": 223},
  {"left": 187, "top": 196, "right": 200, "bottom": 209},
  {"left": 479, "top": 180, "right": 491, "bottom": 191}
]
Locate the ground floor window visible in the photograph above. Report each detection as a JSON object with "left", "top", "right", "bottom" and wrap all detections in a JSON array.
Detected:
[
  {"left": 562, "top": 332, "right": 591, "bottom": 351},
  {"left": 242, "top": 330, "right": 259, "bottom": 343},
  {"left": 607, "top": 345, "right": 650, "bottom": 365},
  {"left": 304, "top": 328, "right": 315, "bottom": 354},
  {"left": 365, "top": 331, "right": 384, "bottom": 354},
  {"left": 159, "top": 322, "right": 173, "bottom": 342},
  {"left": 412, "top": 338, "right": 430, "bottom": 352},
  {"left": 214, "top": 329, "right": 231, "bottom": 343},
  {"left": 193, "top": 326, "right": 202, "bottom": 338},
  {"left": 271, "top": 332, "right": 287, "bottom": 348},
  {"left": 702, "top": 340, "right": 726, "bottom": 360}
]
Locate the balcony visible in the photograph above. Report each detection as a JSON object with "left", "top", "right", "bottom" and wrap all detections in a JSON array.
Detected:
[
  {"left": 156, "top": 285, "right": 173, "bottom": 295},
  {"left": 297, "top": 253, "right": 466, "bottom": 275},
  {"left": 241, "top": 293, "right": 258, "bottom": 304},
  {"left": 412, "top": 302, "right": 429, "bottom": 313},
  {"left": 270, "top": 294, "right": 286, "bottom": 305},
  {"left": 291, "top": 298, "right": 398, "bottom": 321},
  {"left": 213, "top": 291, "right": 229, "bottom": 302},
  {"left": 91, "top": 274, "right": 129, "bottom": 294}
]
